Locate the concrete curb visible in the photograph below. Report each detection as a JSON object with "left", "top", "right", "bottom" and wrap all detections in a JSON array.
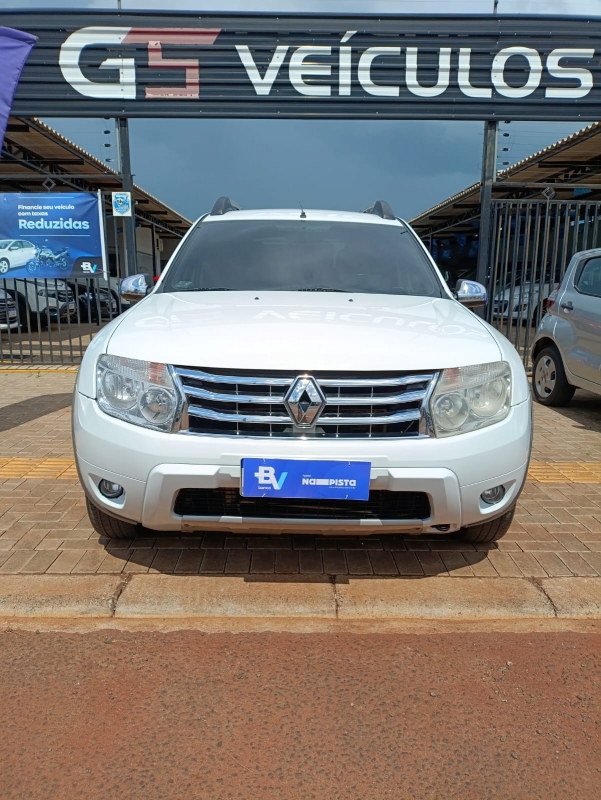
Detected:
[
  {"left": 541, "top": 577, "right": 601, "bottom": 618},
  {"left": 115, "top": 574, "right": 334, "bottom": 619},
  {"left": 1, "top": 575, "right": 601, "bottom": 621},
  {"left": 335, "top": 577, "right": 555, "bottom": 619},
  {"left": 0, "top": 575, "right": 124, "bottom": 618}
]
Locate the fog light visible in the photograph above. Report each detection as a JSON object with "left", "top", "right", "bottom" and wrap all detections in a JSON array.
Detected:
[
  {"left": 481, "top": 485, "right": 505, "bottom": 505},
  {"left": 99, "top": 479, "right": 123, "bottom": 499}
]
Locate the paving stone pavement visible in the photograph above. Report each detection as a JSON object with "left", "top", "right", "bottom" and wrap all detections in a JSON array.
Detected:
[{"left": 1, "top": 370, "right": 601, "bottom": 579}]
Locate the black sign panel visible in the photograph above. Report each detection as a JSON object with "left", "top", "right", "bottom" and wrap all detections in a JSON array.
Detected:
[{"left": 3, "top": 11, "right": 601, "bottom": 121}]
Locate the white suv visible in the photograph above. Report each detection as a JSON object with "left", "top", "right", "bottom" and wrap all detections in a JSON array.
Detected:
[{"left": 73, "top": 200, "right": 531, "bottom": 544}]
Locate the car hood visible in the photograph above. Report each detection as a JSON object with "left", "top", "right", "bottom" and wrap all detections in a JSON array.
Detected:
[{"left": 106, "top": 291, "right": 501, "bottom": 371}]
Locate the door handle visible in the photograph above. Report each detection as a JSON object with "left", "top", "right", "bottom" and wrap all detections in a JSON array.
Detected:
[{"left": 560, "top": 301, "right": 573, "bottom": 311}]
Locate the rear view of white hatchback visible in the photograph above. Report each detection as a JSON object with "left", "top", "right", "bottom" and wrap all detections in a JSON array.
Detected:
[{"left": 73, "top": 199, "right": 532, "bottom": 545}]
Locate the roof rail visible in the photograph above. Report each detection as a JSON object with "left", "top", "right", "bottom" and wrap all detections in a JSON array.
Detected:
[
  {"left": 210, "top": 196, "right": 242, "bottom": 216},
  {"left": 363, "top": 200, "right": 395, "bottom": 220}
]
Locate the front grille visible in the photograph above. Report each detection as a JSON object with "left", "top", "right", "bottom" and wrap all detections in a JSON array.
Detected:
[
  {"left": 174, "top": 488, "right": 431, "bottom": 520},
  {"left": 174, "top": 366, "right": 436, "bottom": 438}
]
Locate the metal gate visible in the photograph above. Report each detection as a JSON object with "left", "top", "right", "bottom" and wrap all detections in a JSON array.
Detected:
[
  {"left": 485, "top": 199, "right": 601, "bottom": 367},
  {"left": 0, "top": 274, "right": 126, "bottom": 365}
]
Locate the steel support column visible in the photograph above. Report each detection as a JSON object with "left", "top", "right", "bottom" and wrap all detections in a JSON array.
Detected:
[
  {"left": 476, "top": 120, "right": 498, "bottom": 294},
  {"left": 117, "top": 117, "right": 137, "bottom": 277}
]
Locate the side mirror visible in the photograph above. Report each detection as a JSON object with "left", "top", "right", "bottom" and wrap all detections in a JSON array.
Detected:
[
  {"left": 455, "top": 279, "right": 487, "bottom": 308},
  {"left": 119, "top": 273, "right": 150, "bottom": 303}
]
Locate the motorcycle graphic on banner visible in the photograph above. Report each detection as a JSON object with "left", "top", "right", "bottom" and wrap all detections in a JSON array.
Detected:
[{"left": 0, "top": 191, "right": 107, "bottom": 279}]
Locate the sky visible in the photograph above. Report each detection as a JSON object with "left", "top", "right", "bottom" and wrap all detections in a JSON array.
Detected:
[{"left": 11, "top": 0, "right": 600, "bottom": 223}]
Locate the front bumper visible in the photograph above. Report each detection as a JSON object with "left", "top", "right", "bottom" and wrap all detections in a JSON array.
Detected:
[{"left": 73, "top": 393, "right": 532, "bottom": 534}]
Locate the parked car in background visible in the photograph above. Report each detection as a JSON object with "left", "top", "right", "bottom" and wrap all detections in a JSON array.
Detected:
[
  {"left": 1, "top": 277, "right": 75, "bottom": 331},
  {"left": 493, "top": 275, "right": 555, "bottom": 328},
  {"left": 73, "top": 198, "right": 531, "bottom": 546},
  {"left": 0, "top": 239, "right": 37, "bottom": 274},
  {"left": 0, "top": 288, "right": 18, "bottom": 330},
  {"left": 68, "top": 280, "right": 119, "bottom": 323},
  {"left": 532, "top": 248, "right": 601, "bottom": 405}
]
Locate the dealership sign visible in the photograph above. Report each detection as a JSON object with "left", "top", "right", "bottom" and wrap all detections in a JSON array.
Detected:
[
  {"left": 3, "top": 11, "right": 601, "bottom": 121},
  {"left": 0, "top": 192, "right": 107, "bottom": 279}
]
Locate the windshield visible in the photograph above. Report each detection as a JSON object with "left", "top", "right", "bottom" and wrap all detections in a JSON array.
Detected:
[
  {"left": 161, "top": 219, "right": 443, "bottom": 297},
  {"left": 0, "top": 241, "right": 11, "bottom": 249}
]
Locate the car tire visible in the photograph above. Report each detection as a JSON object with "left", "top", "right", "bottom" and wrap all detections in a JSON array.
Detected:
[
  {"left": 86, "top": 497, "right": 142, "bottom": 540},
  {"left": 532, "top": 346, "right": 575, "bottom": 406},
  {"left": 0, "top": 258, "right": 9, "bottom": 274},
  {"left": 459, "top": 505, "right": 516, "bottom": 544}
]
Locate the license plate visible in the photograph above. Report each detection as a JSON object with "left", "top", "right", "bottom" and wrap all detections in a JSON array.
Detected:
[{"left": 241, "top": 458, "right": 371, "bottom": 500}]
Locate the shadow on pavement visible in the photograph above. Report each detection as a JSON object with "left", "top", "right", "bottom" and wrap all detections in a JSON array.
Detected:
[
  {"left": 0, "top": 392, "right": 72, "bottom": 433},
  {"left": 104, "top": 530, "right": 491, "bottom": 579},
  {"left": 544, "top": 389, "right": 601, "bottom": 431}
]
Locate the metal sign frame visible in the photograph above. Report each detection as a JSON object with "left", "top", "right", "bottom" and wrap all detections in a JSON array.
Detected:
[{"left": 3, "top": 10, "right": 601, "bottom": 121}]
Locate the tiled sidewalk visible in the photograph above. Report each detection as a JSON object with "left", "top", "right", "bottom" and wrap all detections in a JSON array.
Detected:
[{"left": 0, "top": 370, "right": 601, "bottom": 579}]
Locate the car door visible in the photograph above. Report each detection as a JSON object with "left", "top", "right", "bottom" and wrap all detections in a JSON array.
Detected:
[
  {"left": 558, "top": 254, "right": 601, "bottom": 386},
  {"left": 19, "top": 241, "right": 37, "bottom": 266},
  {"left": 7, "top": 241, "right": 24, "bottom": 267}
]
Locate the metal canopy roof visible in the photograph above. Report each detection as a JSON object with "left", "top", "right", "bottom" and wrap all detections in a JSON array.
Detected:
[
  {"left": 0, "top": 117, "right": 191, "bottom": 238},
  {"left": 410, "top": 122, "right": 601, "bottom": 238}
]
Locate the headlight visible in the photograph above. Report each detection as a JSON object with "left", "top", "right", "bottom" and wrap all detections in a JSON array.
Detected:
[
  {"left": 96, "top": 355, "right": 179, "bottom": 432},
  {"left": 430, "top": 361, "right": 511, "bottom": 437}
]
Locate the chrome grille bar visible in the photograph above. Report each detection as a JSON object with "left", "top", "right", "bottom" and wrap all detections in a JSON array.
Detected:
[
  {"left": 182, "top": 384, "right": 427, "bottom": 406},
  {"left": 317, "top": 374, "right": 434, "bottom": 387},
  {"left": 175, "top": 367, "right": 293, "bottom": 386},
  {"left": 184, "top": 385, "right": 285, "bottom": 404},
  {"left": 187, "top": 404, "right": 421, "bottom": 426},
  {"left": 175, "top": 366, "right": 433, "bottom": 389}
]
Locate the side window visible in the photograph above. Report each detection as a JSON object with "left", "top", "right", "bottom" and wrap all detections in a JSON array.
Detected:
[{"left": 576, "top": 257, "right": 601, "bottom": 299}]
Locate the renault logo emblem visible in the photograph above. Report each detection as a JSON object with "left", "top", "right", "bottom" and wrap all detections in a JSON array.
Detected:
[{"left": 284, "top": 375, "right": 327, "bottom": 428}]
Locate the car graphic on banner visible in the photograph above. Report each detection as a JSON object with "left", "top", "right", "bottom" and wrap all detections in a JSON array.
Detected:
[{"left": 0, "top": 191, "right": 107, "bottom": 279}]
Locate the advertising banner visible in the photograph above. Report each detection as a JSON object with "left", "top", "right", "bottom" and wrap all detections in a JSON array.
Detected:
[
  {"left": 1, "top": 11, "right": 601, "bottom": 121},
  {"left": 0, "top": 26, "right": 36, "bottom": 152},
  {"left": 0, "top": 191, "right": 107, "bottom": 279}
]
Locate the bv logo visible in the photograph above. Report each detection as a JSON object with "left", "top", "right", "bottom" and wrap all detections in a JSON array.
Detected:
[
  {"left": 254, "top": 466, "right": 288, "bottom": 491},
  {"left": 80, "top": 262, "right": 98, "bottom": 273}
]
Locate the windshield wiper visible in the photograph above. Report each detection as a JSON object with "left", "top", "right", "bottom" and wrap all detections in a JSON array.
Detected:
[
  {"left": 175, "top": 287, "right": 234, "bottom": 292},
  {"left": 294, "top": 287, "right": 351, "bottom": 293}
]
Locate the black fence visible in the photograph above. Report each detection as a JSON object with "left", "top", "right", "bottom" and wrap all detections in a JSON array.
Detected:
[
  {"left": 3, "top": 200, "right": 601, "bottom": 367},
  {"left": 485, "top": 199, "right": 601, "bottom": 367},
  {"left": 0, "top": 274, "right": 127, "bottom": 365}
]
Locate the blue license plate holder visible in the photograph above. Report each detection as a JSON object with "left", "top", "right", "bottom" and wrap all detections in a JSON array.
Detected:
[{"left": 241, "top": 458, "right": 371, "bottom": 500}]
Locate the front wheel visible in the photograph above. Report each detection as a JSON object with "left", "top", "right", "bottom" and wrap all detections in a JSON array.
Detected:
[
  {"left": 0, "top": 258, "right": 9, "bottom": 274},
  {"left": 459, "top": 505, "right": 516, "bottom": 544},
  {"left": 26, "top": 259, "right": 40, "bottom": 275},
  {"left": 532, "top": 346, "right": 575, "bottom": 406},
  {"left": 86, "top": 497, "right": 143, "bottom": 540}
]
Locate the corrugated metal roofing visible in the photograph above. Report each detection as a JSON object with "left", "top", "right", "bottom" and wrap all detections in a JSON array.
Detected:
[
  {"left": 410, "top": 121, "right": 601, "bottom": 236},
  {"left": 1, "top": 116, "right": 191, "bottom": 237}
]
